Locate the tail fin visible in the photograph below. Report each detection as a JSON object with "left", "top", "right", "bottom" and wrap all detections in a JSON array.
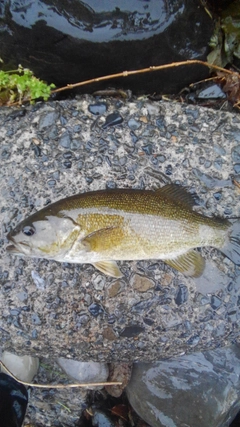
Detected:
[{"left": 221, "top": 219, "right": 240, "bottom": 265}]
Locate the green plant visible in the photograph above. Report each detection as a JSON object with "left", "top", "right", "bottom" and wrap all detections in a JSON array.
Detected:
[{"left": 0, "top": 64, "right": 55, "bottom": 105}]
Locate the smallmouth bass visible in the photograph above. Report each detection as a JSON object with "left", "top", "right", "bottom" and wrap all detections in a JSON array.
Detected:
[{"left": 6, "top": 185, "right": 240, "bottom": 278}]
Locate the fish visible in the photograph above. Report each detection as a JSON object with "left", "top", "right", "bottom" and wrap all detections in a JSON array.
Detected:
[{"left": 6, "top": 184, "right": 240, "bottom": 278}]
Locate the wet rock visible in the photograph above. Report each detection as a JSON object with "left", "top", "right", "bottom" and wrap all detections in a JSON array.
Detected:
[
  {"left": 197, "top": 84, "right": 226, "bottom": 99},
  {"left": 126, "top": 345, "right": 240, "bottom": 427},
  {"left": 57, "top": 358, "right": 109, "bottom": 387},
  {"left": 0, "top": 1, "right": 213, "bottom": 94}
]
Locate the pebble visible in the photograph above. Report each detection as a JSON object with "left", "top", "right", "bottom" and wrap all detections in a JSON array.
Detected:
[
  {"left": 59, "top": 132, "right": 71, "bottom": 148},
  {"left": 88, "top": 102, "right": 108, "bottom": 115},
  {"left": 31, "top": 271, "right": 46, "bottom": 289},
  {"left": 165, "top": 164, "right": 172, "bottom": 175},
  {"left": 63, "top": 160, "right": 72, "bottom": 168},
  {"left": 142, "top": 144, "right": 153, "bottom": 155},
  {"left": 39, "top": 111, "right": 59, "bottom": 130},
  {"left": 128, "top": 118, "right": 141, "bottom": 130},
  {"left": 234, "top": 164, "right": 240, "bottom": 174},
  {"left": 175, "top": 285, "right": 188, "bottom": 305},
  {"left": 131, "top": 274, "right": 154, "bottom": 292},
  {"left": 1, "top": 351, "right": 39, "bottom": 382},
  {"left": 57, "top": 358, "right": 109, "bottom": 387},
  {"left": 213, "top": 192, "right": 222, "bottom": 201},
  {"left": 120, "top": 325, "right": 145, "bottom": 337},
  {"left": 107, "top": 281, "right": 121, "bottom": 297},
  {"left": 31, "top": 313, "right": 42, "bottom": 325},
  {"left": 92, "top": 274, "right": 105, "bottom": 291},
  {"left": 211, "top": 295, "right": 222, "bottom": 310},
  {"left": 88, "top": 303, "right": 104, "bottom": 317},
  {"left": 102, "top": 112, "right": 123, "bottom": 129},
  {"left": 231, "top": 146, "right": 240, "bottom": 163}
]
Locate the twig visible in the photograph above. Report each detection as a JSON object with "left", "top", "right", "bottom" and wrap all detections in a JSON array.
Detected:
[
  {"left": 233, "top": 179, "right": 240, "bottom": 189},
  {"left": 51, "top": 60, "right": 237, "bottom": 95},
  {"left": 0, "top": 360, "right": 122, "bottom": 389}
]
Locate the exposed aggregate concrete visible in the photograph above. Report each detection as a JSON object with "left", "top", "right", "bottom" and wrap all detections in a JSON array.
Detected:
[{"left": 0, "top": 96, "right": 240, "bottom": 368}]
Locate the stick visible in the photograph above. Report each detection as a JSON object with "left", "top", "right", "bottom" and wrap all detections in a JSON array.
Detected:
[
  {"left": 0, "top": 360, "right": 122, "bottom": 389},
  {"left": 51, "top": 60, "right": 237, "bottom": 94}
]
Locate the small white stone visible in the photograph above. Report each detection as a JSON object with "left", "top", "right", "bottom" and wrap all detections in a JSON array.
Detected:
[
  {"left": 1, "top": 351, "right": 39, "bottom": 383},
  {"left": 57, "top": 358, "right": 109, "bottom": 389}
]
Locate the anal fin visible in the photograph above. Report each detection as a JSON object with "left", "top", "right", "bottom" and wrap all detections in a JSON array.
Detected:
[
  {"left": 164, "top": 250, "right": 205, "bottom": 278},
  {"left": 93, "top": 261, "right": 123, "bottom": 278}
]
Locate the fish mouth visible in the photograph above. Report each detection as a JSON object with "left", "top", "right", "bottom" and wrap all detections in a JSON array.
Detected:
[
  {"left": 6, "top": 244, "right": 22, "bottom": 254},
  {"left": 6, "top": 236, "right": 30, "bottom": 256}
]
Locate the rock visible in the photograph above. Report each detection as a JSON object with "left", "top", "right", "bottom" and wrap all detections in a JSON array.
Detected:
[
  {"left": 57, "top": 358, "right": 109, "bottom": 388},
  {"left": 105, "top": 363, "right": 132, "bottom": 397},
  {"left": 1, "top": 351, "right": 39, "bottom": 383},
  {"left": 1, "top": 96, "right": 240, "bottom": 363},
  {"left": 126, "top": 345, "right": 240, "bottom": 427},
  {"left": 0, "top": 1, "right": 214, "bottom": 93},
  {"left": 131, "top": 274, "right": 155, "bottom": 292}
]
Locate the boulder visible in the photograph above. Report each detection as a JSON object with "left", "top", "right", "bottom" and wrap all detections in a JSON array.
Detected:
[
  {"left": 0, "top": 0, "right": 213, "bottom": 93},
  {"left": 126, "top": 345, "right": 240, "bottom": 427},
  {"left": 0, "top": 96, "right": 240, "bottom": 361}
]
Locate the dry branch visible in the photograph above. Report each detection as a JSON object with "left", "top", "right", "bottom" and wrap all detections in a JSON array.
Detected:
[{"left": 0, "top": 360, "right": 122, "bottom": 389}]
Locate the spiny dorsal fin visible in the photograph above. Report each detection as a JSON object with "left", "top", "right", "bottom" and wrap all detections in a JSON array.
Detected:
[
  {"left": 164, "top": 249, "right": 205, "bottom": 278},
  {"left": 155, "top": 184, "right": 197, "bottom": 208}
]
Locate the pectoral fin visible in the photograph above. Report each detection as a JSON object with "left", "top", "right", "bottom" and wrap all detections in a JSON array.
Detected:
[
  {"left": 93, "top": 261, "right": 123, "bottom": 278},
  {"left": 82, "top": 226, "right": 125, "bottom": 253},
  {"left": 165, "top": 250, "right": 205, "bottom": 277}
]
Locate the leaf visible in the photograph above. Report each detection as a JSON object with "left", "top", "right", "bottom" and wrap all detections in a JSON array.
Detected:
[{"left": 111, "top": 404, "right": 128, "bottom": 421}]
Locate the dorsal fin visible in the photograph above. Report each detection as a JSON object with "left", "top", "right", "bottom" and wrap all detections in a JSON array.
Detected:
[{"left": 155, "top": 184, "right": 197, "bottom": 208}]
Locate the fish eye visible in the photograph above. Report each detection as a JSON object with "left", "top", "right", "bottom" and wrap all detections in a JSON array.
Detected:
[{"left": 22, "top": 225, "right": 36, "bottom": 237}]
